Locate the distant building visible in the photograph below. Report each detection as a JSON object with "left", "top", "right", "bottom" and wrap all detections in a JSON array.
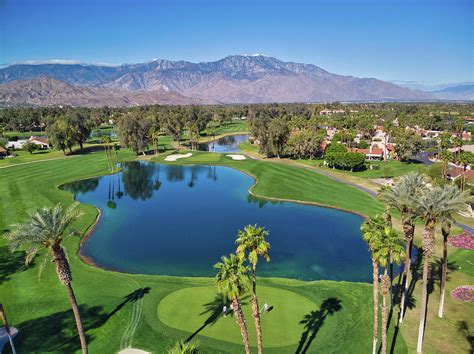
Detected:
[
  {"left": 447, "top": 166, "right": 474, "bottom": 184},
  {"left": 448, "top": 144, "right": 474, "bottom": 154},
  {"left": 349, "top": 145, "right": 384, "bottom": 160},
  {"left": 29, "top": 136, "right": 50, "bottom": 149},
  {"left": 6, "top": 139, "right": 28, "bottom": 149},
  {"left": 462, "top": 131, "right": 472, "bottom": 141},
  {"left": 319, "top": 109, "right": 345, "bottom": 116}
]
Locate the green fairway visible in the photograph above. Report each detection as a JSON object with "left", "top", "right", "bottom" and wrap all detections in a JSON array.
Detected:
[{"left": 157, "top": 285, "right": 316, "bottom": 347}]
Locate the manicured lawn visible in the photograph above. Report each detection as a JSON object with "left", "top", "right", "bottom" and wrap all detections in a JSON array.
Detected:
[
  {"left": 0, "top": 144, "right": 108, "bottom": 167},
  {"left": 157, "top": 285, "right": 317, "bottom": 347},
  {"left": 0, "top": 147, "right": 471, "bottom": 353},
  {"left": 238, "top": 141, "right": 259, "bottom": 154},
  {"left": 3, "top": 130, "right": 47, "bottom": 138},
  {"left": 301, "top": 158, "right": 428, "bottom": 179},
  {"left": 213, "top": 121, "right": 248, "bottom": 135}
]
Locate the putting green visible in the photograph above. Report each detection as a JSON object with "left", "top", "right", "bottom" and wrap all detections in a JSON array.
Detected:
[{"left": 157, "top": 285, "right": 316, "bottom": 347}]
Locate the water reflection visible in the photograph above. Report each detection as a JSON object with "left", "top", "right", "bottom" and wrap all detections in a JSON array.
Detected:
[
  {"left": 64, "top": 179, "right": 99, "bottom": 195},
  {"left": 64, "top": 162, "right": 369, "bottom": 281},
  {"left": 122, "top": 162, "right": 160, "bottom": 201},
  {"left": 201, "top": 134, "right": 249, "bottom": 153}
]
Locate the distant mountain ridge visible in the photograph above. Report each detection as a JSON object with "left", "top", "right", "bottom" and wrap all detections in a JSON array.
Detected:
[
  {"left": 0, "top": 77, "right": 207, "bottom": 107},
  {"left": 431, "top": 84, "right": 474, "bottom": 101},
  {"left": 0, "top": 55, "right": 435, "bottom": 106}
]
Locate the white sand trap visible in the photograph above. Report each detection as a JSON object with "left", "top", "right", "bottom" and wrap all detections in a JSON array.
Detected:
[
  {"left": 118, "top": 349, "right": 150, "bottom": 354},
  {"left": 164, "top": 153, "right": 193, "bottom": 161},
  {"left": 226, "top": 154, "right": 246, "bottom": 160}
]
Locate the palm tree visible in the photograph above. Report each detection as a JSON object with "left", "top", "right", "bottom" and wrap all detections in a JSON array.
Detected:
[
  {"left": 377, "top": 227, "right": 405, "bottom": 354},
  {"left": 437, "top": 186, "right": 470, "bottom": 318},
  {"left": 377, "top": 172, "right": 426, "bottom": 323},
  {"left": 415, "top": 185, "right": 469, "bottom": 353},
  {"left": 214, "top": 254, "right": 251, "bottom": 354},
  {"left": 4, "top": 203, "right": 88, "bottom": 354},
  {"left": 168, "top": 340, "right": 200, "bottom": 354},
  {"left": 439, "top": 150, "right": 452, "bottom": 181},
  {"left": 113, "top": 143, "right": 121, "bottom": 167},
  {"left": 235, "top": 225, "right": 270, "bottom": 354},
  {"left": 457, "top": 152, "right": 472, "bottom": 191},
  {"left": 361, "top": 214, "right": 388, "bottom": 354},
  {"left": 101, "top": 135, "right": 112, "bottom": 172},
  {"left": 149, "top": 127, "right": 160, "bottom": 156}
]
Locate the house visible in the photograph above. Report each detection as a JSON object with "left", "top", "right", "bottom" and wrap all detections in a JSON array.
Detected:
[
  {"left": 448, "top": 145, "right": 474, "bottom": 154},
  {"left": 463, "top": 116, "right": 474, "bottom": 125},
  {"left": 29, "top": 136, "right": 50, "bottom": 149},
  {"left": 0, "top": 146, "right": 8, "bottom": 158},
  {"left": 349, "top": 145, "right": 384, "bottom": 160},
  {"left": 447, "top": 166, "right": 474, "bottom": 184},
  {"left": 6, "top": 139, "right": 28, "bottom": 149},
  {"left": 319, "top": 109, "right": 345, "bottom": 116},
  {"left": 462, "top": 131, "right": 472, "bottom": 141}
]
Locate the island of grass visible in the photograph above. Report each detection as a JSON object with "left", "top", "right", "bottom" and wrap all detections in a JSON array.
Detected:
[{"left": 0, "top": 147, "right": 472, "bottom": 353}]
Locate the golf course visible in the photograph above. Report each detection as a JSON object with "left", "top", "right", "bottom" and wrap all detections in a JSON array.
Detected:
[{"left": 1, "top": 138, "right": 472, "bottom": 353}]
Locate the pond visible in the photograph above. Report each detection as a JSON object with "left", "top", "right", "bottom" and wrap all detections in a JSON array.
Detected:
[
  {"left": 63, "top": 161, "right": 372, "bottom": 282},
  {"left": 200, "top": 134, "right": 249, "bottom": 153}
]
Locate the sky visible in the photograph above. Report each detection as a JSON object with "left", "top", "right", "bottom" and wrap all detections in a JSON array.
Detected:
[{"left": 0, "top": 0, "right": 472, "bottom": 85}]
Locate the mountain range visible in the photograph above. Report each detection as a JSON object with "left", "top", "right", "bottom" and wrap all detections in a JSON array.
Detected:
[{"left": 0, "top": 54, "right": 463, "bottom": 107}]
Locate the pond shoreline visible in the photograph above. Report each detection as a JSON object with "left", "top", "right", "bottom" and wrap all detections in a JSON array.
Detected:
[{"left": 73, "top": 159, "right": 368, "bottom": 280}]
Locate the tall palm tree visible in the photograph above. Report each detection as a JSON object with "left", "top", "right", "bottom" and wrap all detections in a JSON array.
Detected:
[
  {"left": 361, "top": 214, "right": 388, "bottom": 354},
  {"left": 4, "top": 203, "right": 88, "bottom": 354},
  {"left": 457, "top": 152, "right": 471, "bottom": 191},
  {"left": 101, "top": 135, "right": 112, "bottom": 172},
  {"left": 439, "top": 150, "right": 452, "bottom": 181},
  {"left": 149, "top": 127, "right": 160, "bottom": 156},
  {"left": 437, "top": 186, "right": 470, "bottom": 318},
  {"left": 214, "top": 254, "right": 251, "bottom": 354},
  {"left": 415, "top": 185, "right": 469, "bottom": 353},
  {"left": 377, "top": 227, "right": 405, "bottom": 354},
  {"left": 377, "top": 172, "right": 426, "bottom": 323},
  {"left": 235, "top": 225, "right": 270, "bottom": 354}
]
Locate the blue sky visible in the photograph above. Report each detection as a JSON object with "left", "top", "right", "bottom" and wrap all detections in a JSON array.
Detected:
[{"left": 0, "top": 0, "right": 472, "bottom": 84}]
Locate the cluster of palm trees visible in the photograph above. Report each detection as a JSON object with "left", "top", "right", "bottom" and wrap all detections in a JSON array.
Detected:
[
  {"left": 101, "top": 135, "right": 120, "bottom": 173},
  {"left": 214, "top": 224, "right": 271, "bottom": 354},
  {"left": 362, "top": 172, "right": 470, "bottom": 354}
]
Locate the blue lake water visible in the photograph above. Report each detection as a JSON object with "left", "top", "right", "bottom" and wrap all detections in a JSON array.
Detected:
[
  {"left": 63, "top": 161, "right": 372, "bottom": 281},
  {"left": 202, "top": 134, "right": 249, "bottom": 153}
]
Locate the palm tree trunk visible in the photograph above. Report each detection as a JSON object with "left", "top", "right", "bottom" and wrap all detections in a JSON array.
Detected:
[
  {"left": 0, "top": 305, "right": 16, "bottom": 354},
  {"left": 399, "top": 220, "right": 414, "bottom": 324},
  {"left": 51, "top": 245, "right": 88, "bottom": 354},
  {"left": 438, "top": 224, "right": 450, "bottom": 318},
  {"left": 389, "top": 257, "right": 393, "bottom": 309},
  {"left": 66, "top": 283, "right": 88, "bottom": 354},
  {"left": 372, "top": 259, "right": 379, "bottom": 354},
  {"left": 381, "top": 270, "right": 390, "bottom": 354},
  {"left": 251, "top": 264, "right": 263, "bottom": 354},
  {"left": 232, "top": 297, "right": 251, "bottom": 354},
  {"left": 417, "top": 223, "right": 435, "bottom": 353}
]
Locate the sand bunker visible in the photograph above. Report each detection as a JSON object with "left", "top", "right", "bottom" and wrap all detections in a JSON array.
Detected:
[
  {"left": 164, "top": 153, "right": 193, "bottom": 161},
  {"left": 226, "top": 154, "right": 246, "bottom": 160},
  {"left": 118, "top": 349, "right": 150, "bottom": 354}
]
